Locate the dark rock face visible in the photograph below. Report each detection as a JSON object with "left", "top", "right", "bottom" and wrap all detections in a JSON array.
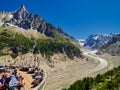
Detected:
[
  {"left": 13, "top": 4, "right": 29, "bottom": 20},
  {"left": 84, "top": 34, "right": 114, "bottom": 49},
  {"left": 8, "top": 5, "right": 51, "bottom": 35},
  {"left": 0, "top": 4, "right": 77, "bottom": 42},
  {"left": 98, "top": 34, "right": 120, "bottom": 56}
]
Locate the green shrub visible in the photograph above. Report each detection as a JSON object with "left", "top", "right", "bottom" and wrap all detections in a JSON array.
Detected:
[
  {"left": 0, "top": 27, "right": 82, "bottom": 59},
  {"left": 64, "top": 66, "right": 120, "bottom": 90},
  {"left": 35, "top": 39, "right": 82, "bottom": 58}
]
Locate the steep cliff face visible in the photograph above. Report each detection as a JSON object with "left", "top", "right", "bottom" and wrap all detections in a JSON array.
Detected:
[{"left": 98, "top": 34, "right": 120, "bottom": 56}]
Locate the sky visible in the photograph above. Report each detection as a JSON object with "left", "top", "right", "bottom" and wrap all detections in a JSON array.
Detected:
[{"left": 0, "top": 0, "right": 120, "bottom": 39}]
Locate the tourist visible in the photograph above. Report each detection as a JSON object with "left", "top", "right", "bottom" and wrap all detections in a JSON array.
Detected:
[
  {"left": 14, "top": 69, "right": 18, "bottom": 77},
  {"left": 18, "top": 77, "right": 25, "bottom": 90},
  {"left": 4, "top": 74, "right": 10, "bottom": 90},
  {"left": 16, "top": 73, "right": 21, "bottom": 79},
  {"left": 9, "top": 73, "right": 18, "bottom": 90},
  {"left": 31, "top": 78, "right": 40, "bottom": 88},
  {"left": 0, "top": 75, "right": 6, "bottom": 85}
]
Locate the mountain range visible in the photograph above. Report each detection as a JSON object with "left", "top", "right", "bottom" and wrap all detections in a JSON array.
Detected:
[
  {"left": 0, "top": 4, "right": 77, "bottom": 43},
  {"left": 98, "top": 34, "right": 120, "bottom": 56},
  {"left": 83, "top": 34, "right": 114, "bottom": 49},
  {"left": 0, "top": 4, "right": 82, "bottom": 59}
]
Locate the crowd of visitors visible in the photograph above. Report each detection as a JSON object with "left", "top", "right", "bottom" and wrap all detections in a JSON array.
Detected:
[
  {"left": 0, "top": 64, "right": 44, "bottom": 90},
  {"left": 31, "top": 70, "right": 44, "bottom": 88},
  {"left": 0, "top": 68, "right": 25, "bottom": 90},
  {"left": 20, "top": 65, "right": 44, "bottom": 88}
]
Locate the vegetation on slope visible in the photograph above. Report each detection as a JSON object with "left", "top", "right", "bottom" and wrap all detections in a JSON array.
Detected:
[
  {"left": 34, "top": 39, "right": 82, "bottom": 58},
  {"left": 63, "top": 66, "right": 120, "bottom": 90},
  {"left": 0, "top": 27, "right": 34, "bottom": 58},
  {"left": 0, "top": 27, "right": 82, "bottom": 59}
]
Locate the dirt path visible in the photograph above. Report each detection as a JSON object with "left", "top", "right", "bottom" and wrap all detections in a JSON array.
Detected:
[{"left": 18, "top": 71, "right": 33, "bottom": 90}]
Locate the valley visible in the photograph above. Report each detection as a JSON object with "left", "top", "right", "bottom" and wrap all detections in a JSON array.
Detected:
[
  {"left": 62, "top": 51, "right": 120, "bottom": 90},
  {"left": 42, "top": 50, "right": 120, "bottom": 90},
  {"left": 0, "top": 3, "right": 120, "bottom": 90},
  {"left": 0, "top": 50, "right": 120, "bottom": 90}
]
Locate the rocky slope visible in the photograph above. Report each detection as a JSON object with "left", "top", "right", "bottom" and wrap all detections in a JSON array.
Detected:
[
  {"left": 98, "top": 34, "right": 120, "bottom": 56},
  {"left": 0, "top": 12, "right": 13, "bottom": 26},
  {"left": 0, "top": 4, "right": 77, "bottom": 43},
  {"left": 84, "top": 34, "right": 114, "bottom": 49}
]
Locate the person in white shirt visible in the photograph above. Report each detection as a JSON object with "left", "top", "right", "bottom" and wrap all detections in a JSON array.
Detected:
[{"left": 9, "top": 73, "right": 18, "bottom": 90}]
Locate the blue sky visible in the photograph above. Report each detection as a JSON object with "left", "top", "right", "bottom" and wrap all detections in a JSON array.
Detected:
[{"left": 0, "top": 0, "right": 120, "bottom": 39}]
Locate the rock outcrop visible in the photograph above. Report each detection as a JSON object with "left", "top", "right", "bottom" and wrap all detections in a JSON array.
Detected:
[{"left": 98, "top": 34, "right": 120, "bottom": 56}]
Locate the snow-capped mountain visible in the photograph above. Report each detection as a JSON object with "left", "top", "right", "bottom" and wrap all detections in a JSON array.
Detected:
[
  {"left": 98, "top": 34, "right": 120, "bottom": 56},
  {"left": 78, "top": 39, "right": 85, "bottom": 46},
  {"left": 84, "top": 34, "right": 114, "bottom": 49}
]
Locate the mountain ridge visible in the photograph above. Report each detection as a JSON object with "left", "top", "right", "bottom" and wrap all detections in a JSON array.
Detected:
[
  {"left": 84, "top": 34, "right": 114, "bottom": 49},
  {"left": 0, "top": 27, "right": 82, "bottom": 59},
  {"left": 0, "top": 5, "right": 82, "bottom": 59},
  {"left": 0, "top": 4, "right": 78, "bottom": 43},
  {"left": 98, "top": 34, "right": 120, "bottom": 56}
]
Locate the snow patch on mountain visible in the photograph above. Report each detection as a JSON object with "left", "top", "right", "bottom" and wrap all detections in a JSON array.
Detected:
[
  {"left": 93, "top": 35, "right": 99, "bottom": 40},
  {"left": 78, "top": 39, "right": 85, "bottom": 46},
  {"left": 84, "top": 34, "right": 115, "bottom": 49}
]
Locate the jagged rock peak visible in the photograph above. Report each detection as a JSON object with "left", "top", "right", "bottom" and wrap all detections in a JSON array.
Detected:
[
  {"left": 14, "top": 4, "right": 28, "bottom": 14},
  {"left": 19, "top": 4, "right": 28, "bottom": 13},
  {"left": 13, "top": 4, "right": 29, "bottom": 20},
  {"left": 21, "top": 4, "right": 26, "bottom": 10}
]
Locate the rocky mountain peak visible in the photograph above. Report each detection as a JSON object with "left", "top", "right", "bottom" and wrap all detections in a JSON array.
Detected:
[
  {"left": 21, "top": 4, "right": 26, "bottom": 10},
  {"left": 13, "top": 4, "right": 29, "bottom": 20},
  {"left": 0, "top": 4, "right": 78, "bottom": 43},
  {"left": 18, "top": 4, "right": 28, "bottom": 13}
]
